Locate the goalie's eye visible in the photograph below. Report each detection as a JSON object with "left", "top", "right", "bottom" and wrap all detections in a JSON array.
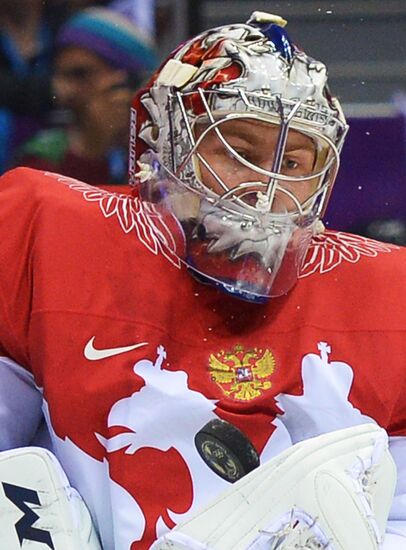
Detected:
[{"left": 283, "top": 158, "right": 299, "bottom": 171}]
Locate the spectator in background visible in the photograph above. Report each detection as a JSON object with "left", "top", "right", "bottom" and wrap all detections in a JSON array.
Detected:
[
  {"left": 14, "top": 7, "right": 157, "bottom": 186},
  {"left": 0, "top": 0, "right": 55, "bottom": 172}
]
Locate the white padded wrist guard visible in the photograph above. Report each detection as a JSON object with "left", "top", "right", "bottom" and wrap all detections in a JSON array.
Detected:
[
  {"left": 0, "top": 446, "right": 101, "bottom": 549},
  {"left": 152, "top": 424, "right": 396, "bottom": 550}
]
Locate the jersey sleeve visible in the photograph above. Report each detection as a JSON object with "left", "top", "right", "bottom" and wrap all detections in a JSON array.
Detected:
[
  {"left": 0, "top": 168, "right": 42, "bottom": 368},
  {"left": 0, "top": 168, "right": 48, "bottom": 448}
]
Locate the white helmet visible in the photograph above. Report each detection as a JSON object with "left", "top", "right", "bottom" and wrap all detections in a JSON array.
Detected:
[{"left": 130, "top": 11, "right": 348, "bottom": 303}]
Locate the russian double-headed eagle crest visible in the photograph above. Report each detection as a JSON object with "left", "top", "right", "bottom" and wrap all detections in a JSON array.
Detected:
[{"left": 209, "top": 344, "right": 276, "bottom": 401}]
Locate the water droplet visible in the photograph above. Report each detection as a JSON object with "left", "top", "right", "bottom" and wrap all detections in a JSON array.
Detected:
[
  {"left": 194, "top": 292, "right": 199, "bottom": 297},
  {"left": 203, "top": 337, "right": 208, "bottom": 342},
  {"left": 326, "top": 10, "right": 333, "bottom": 14},
  {"left": 358, "top": 185, "right": 363, "bottom": 190},
  {"left": 361, "top": 81, "right": 365, "bottom": 85},
  {"left": 296, "top": 305, "right": 301, "bottom": 310},
  {"left": 208, "top": 327, "right": 213, "bottom": 331},
  {"left": 365, "top": 131, "right": 370, "bottom": 135}
]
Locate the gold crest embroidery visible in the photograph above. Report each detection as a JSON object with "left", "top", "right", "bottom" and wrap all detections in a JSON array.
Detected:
[{"left": 209, "top": 344, "right": 276, "bottom": 401}]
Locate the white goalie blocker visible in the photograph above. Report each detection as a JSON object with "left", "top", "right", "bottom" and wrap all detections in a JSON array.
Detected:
[
  {"left": 152, "top": 424, "right": 397, "bottom": 550},
  {"left": 0, "top": 446, "right": 101, "bottom": 549},
  {"left": 0, "top": 424, "right": 396, "bottom": 550}
]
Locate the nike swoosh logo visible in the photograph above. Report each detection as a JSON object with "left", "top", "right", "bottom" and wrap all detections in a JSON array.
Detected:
[{"left": 84, "top": 337, "right": 148, "bottom": 361}]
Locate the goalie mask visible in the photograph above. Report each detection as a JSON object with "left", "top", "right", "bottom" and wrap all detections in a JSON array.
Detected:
[{"left": 130, "top": 11, "right": 348, "bottom": 303}]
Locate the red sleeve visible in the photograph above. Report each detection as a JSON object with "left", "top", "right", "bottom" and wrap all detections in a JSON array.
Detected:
[{"left": 0, "top": 167, "right": 50, "bottom": 369}]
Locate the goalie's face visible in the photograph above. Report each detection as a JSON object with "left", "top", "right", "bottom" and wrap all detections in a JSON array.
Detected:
[{"left": 194, "top": 118, "right": 319, "bottom": 213}]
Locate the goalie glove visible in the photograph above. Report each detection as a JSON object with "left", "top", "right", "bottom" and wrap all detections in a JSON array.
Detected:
[
  {"left": 152, "top": 423, "right": 396, "bottom": 550},
  {"left": 0, "top": 446, "right": 101, "bottom": 549}
]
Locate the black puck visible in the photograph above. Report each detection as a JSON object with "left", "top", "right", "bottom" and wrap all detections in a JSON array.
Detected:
[{"left": 194, "top": 418, "right": 260, "bottom": 483}]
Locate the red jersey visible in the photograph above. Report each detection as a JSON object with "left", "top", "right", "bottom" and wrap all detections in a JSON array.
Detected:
[{"left": 0, "top": 168, "right": 405, "bottom": 549}]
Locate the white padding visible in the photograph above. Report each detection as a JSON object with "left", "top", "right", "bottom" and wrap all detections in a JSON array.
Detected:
[
  {"left": 0, "top": 446, "right": 101, "bottom": 549},
  {"left": 153, "top": 424, "right": 396, "bottom": 550}
]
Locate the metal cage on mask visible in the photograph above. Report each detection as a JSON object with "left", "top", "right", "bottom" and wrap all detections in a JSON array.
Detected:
[{"left": 167, "top": 86, "right": 346, "bottom": 220}]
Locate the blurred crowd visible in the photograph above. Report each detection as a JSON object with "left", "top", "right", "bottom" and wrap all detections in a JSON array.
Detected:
[{"left": 0, "top": 0, "right": 157, "bottom": 186}]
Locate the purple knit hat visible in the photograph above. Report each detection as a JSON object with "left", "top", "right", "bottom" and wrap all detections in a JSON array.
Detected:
[{"left": 56, "top": 7, "right": 158, "bottom": 74}]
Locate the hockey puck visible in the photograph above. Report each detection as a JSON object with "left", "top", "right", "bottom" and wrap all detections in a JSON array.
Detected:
[{"left": 194, "top": 418, "right": 260, "bottom": 483}]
